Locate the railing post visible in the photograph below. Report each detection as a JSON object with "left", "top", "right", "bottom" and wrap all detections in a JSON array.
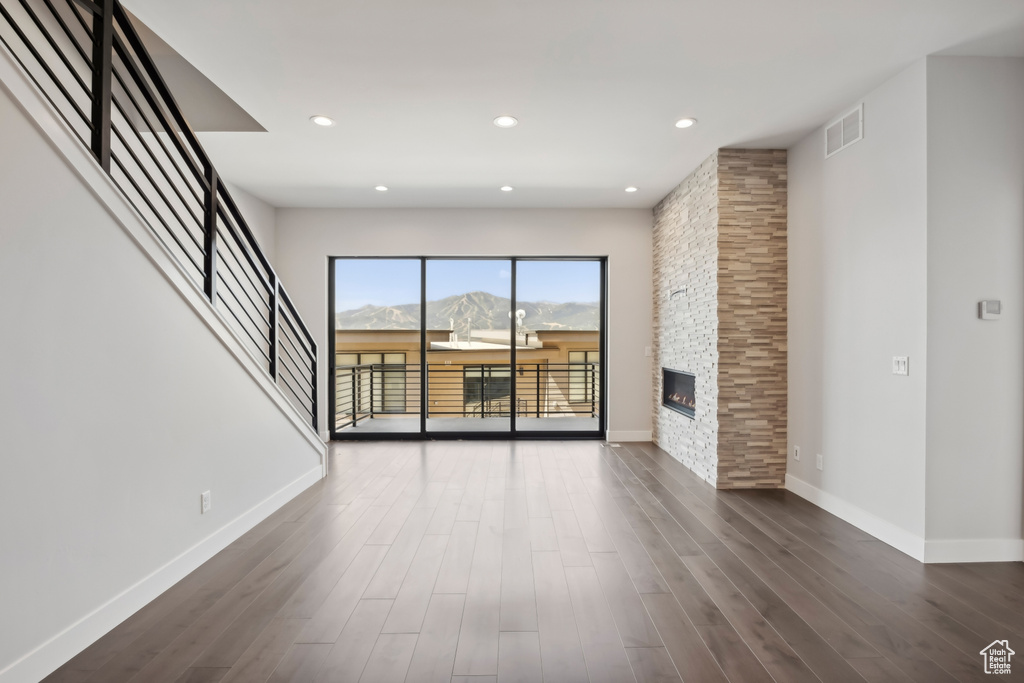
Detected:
[
  {"left": 369, "top": 366, "right": 375, "bottom": 419},
  {"left": 90, "top": 0, "right": 114, "bottom": 171},
  {"left": 269, "top": 274, "right": 279, "bottom": 381},
  {"left": 310, "top": 339, "right": 318, "bottom": 432},
  {"left": 351, "top": 370, "right": 357, "bottom": 426},
  {"left": 202, "top": 165, "right": 218, "bottom": 302},
  {"left": 536, "top": 364, "right": 540, "bottom": 417},
  {"left": 590, "top": 365, "right": 596, "bottom": 418}
]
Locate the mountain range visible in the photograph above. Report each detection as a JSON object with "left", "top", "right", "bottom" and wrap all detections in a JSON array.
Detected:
[{"left": 336, "top": 291, "right": 598, "bottom": 331}]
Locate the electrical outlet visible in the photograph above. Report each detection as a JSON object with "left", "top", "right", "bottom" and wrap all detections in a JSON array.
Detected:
[
  {"left": 644, "top": 346, "right": 652, "bottom": 357},
  {"left": 816, "top": 454, "right": 823, "bottom": 471},
  {"left": 201, "top": 490, "right": 211, "bottom": 514},
  {"left": 794, "top": 446, "right": 801, "bottom": 461},
  {"left": 892, "top": 356, "right": 909, "bottom": 376}
]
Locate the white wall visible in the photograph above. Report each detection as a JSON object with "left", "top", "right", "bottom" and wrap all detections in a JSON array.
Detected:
[
  {"left": 788, "top": 60, "right": 930, "bottom": 555},
  {"left": 0, "top": 58, "right": 322, "bottom": 682},
  {"left": 789, "top": 56, "right": 1024, "bottom": 563},
  {"left": 924, "top": 57, "right": 1024, "bottom": 561},
  {"left": 225, "top": 181, "right": 277, "bottom": 265},
  {"left": 274, "top": 208, "right": 654, "bottom": 440}
]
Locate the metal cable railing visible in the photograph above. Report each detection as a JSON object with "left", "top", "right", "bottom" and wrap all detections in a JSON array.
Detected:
[
  {"left": 334, "top": 362, "right": 599, "bottom": 431},
  {"left": 0, "top": 0, "right": 317, "bottom": 429}
]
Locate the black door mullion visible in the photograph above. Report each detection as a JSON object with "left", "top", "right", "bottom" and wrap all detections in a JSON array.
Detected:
[
  {"left": 419, "top": 258, "right": 427, "bottom": 437},
  {"left": 510, "top": 258, "right": 517, "bottom": 438}
]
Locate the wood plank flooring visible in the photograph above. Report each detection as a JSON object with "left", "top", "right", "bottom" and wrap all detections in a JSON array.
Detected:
[{"left": 45, "top": 441, "right": 1024, "bottom": 682}]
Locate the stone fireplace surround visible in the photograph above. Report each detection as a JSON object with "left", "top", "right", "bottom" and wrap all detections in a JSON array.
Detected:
[{"left": 652, "top": 149, "right": 788, "bottom": 489}]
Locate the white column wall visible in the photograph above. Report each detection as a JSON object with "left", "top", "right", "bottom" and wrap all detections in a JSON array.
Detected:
[
  {"left": 787, "top": 60, "right": 930, "bottom": 557},
  {"left": 924, "top": 56, "right": 1024, "bottom": 561}
]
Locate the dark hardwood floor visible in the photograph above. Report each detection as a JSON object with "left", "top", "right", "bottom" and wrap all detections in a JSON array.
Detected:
[{"left": 45, "top": 441, "right": 1024, "bottom": 682}]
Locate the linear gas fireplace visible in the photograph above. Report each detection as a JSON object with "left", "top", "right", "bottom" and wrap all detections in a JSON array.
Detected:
[{"left": 663, "top": 368, "right": 696, "bottom": 419}]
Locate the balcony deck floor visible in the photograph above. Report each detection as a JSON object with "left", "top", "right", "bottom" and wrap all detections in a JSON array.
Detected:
[{"left": 336, "top": 415, "right": 600, "bottom": 434}]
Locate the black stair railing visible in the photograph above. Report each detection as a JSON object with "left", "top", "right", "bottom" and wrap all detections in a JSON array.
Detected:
[{"left": 0, "top": 0, "right": 318, "bottom": 429}]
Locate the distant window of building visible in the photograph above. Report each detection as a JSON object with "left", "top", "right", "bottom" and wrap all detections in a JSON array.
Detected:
[
  {"left": 568, "top": 351, "right": 599, "bottom": 404},
  {"left": 336, "top": 352, "right": 407, "bottom": 413},
  {"left": 464, "top": 365, "right": 512, "bottom": 416}
]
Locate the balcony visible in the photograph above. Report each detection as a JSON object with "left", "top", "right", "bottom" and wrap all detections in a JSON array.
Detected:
[{"left": 334, "top": 362, "right": 600, "bottom": 435}]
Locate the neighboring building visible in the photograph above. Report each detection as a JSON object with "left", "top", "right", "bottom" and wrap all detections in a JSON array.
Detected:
[{"left": 333, "top": 328, "right": 600, "bottom": 424}]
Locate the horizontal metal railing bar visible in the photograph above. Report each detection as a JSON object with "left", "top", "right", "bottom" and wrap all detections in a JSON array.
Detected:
[
  {"left": 111, "top": 3, "right": 210, "bottom": 183},
  {"left": 279, "top": 313, "right": 314, "bottom": 363},
  {"left": 109, "top": 77, "right": 205, "bottom": 196},
  {"left": 215, "top": 239, "right": 271, "bottom": 321},
  {"left": 278, "top": 318, "right": 309, "bottom": 351},
  {"left": 0, "top": 34, "right": 91, "bottom": 150},
  {"left": 279, "top": 330, "right": 314, "bottom": 378},
  {"left": 214, "top": 228, "right": 269, "bottom": 299},
  {"left": 278, "top": 365, "right": 312, "bottom": 406},
  {"left": 277, "top": 285, "right": 315, "bottom": 351},
  {"left": 0, "top": 4, "right": 93, "bottom": 127},
  {"left": 109, "top": 152, "right": 205, "bottom": 276},
  {"left": 215, "top": 190, "right": 273, "bottom": 291},
  {"left": 41, "top": 0, "right": 90, "bottom": 67},
  {"left": 332, "top": 362, "right": 599, "bottom": 424},
  {"left": 109, "top": 63, "right": 204, "bottom": 208},
  {"left": 280, "top": 370, "right": 311, "bottom": 413},
  {"left": 18, "top": 0, "right": 91, "bottom": 96},
  {"left": 111, "top": 119, "right": 205, "bottom": 245},
  {"left": 69, "top": 0, "right": 99, "bottom": 16},
  {"left": 110, "top": 104, "right": 205, "bottom": 235},
  {"left": 109, "top": 32, "right": 207, "bottom": 189},
  {"left": 215, "top": 251, "right": 271, "bottom": 330},
  {"left": 280, "top": 343, "right": 314, "bottom": 391},
  {"left": 278, "top": 367, "right": 314, "bottom": 414},
  {"left": 215, "top": 273, "right": 273, "bottom": 349},
  {"left": 278, "top": 341, "right": 315, "bottom": 393},
  {"left": 215, "top": 292, "right": 273, "bottom": 365},
  {"left": 64, "top": 0, "right": 92, "bottom": 38}
]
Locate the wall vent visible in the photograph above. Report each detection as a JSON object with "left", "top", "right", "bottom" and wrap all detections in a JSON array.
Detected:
[{"left": 825, "top": 104, "right": 863, "bottom": 158}]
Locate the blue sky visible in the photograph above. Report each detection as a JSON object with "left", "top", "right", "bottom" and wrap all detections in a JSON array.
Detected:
[{"left": 334, "top": 259, "right": 600, "bottom": 312}]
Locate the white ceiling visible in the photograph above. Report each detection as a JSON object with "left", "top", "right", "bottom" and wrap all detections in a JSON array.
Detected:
[{"left": 124, "top": 0, "right": 1024, "bottom": 209}]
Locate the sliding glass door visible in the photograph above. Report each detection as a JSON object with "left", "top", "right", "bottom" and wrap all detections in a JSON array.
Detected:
[
  {"left": 329, "top": 256, "right": 605, "bottom": 439},
  {"left": 514, "top": 260, "right": 602, "bottom": 434},
  {"left": 331, "top": 258, "right": 422, "bottom": 435},
  {"left": 426, "top": 259, "right": 512, "bottom": 434}
]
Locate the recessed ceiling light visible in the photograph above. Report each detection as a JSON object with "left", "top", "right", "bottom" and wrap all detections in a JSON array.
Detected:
[
  {"left": 500, "top": 185, "right": 514, "bottom": 192},
  {"left": 625, "top": 186, "right": 638, "bottom": 193},
  {"left": 674, "top": 117, "right": 697, "bottom": 129},
  {"left": 375, "top": 185, "right": 388, "bottom": 192},
  {"left": 493, "top": 115, "right": 518, "bottom": 128},
  {"left": 310, "top": 115, "right": 334, "bottom": 127}
]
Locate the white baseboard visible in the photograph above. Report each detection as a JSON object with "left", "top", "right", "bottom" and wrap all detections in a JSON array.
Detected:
[
  {"left": 924, "top": 538, "right": 1024, "bottom": 564},
  {"left": 607, "top": 430, "right": 653, "bottom": 442},
  {"left": 785, "top": 474, "right": 926, "bottom": 562},
  {"left": 785, "top": 475, "right": 1024, "bottom": 564},
  {"left": 1, "top": 467, "right": 322, "bottom": 683}
]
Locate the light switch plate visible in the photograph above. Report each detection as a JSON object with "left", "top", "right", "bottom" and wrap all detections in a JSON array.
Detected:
[{"left": 892, "top": 356, "right": 909, "bottom": 376}]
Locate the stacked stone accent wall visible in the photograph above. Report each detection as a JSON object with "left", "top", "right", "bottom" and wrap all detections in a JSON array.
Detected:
[
  {"left": 652, "top": 154, "right": 720, "bottom": 485},
  {"left": 716, "top": 149, "right": 788, "bottom": 488},
  {"left": 653, "top": 149, "right": 787, "bottom": 489}
]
